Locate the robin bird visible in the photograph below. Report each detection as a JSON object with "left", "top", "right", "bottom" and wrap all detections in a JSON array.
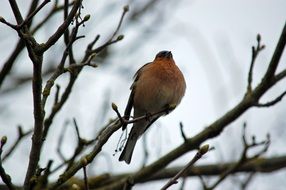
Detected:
[{"left": 119, "top": 50, "right": 186, "bottom": 164}]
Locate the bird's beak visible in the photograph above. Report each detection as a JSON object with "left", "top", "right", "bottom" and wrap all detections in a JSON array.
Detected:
[{"left": 166, "top": 51, "right": 172, "bottom": 58}]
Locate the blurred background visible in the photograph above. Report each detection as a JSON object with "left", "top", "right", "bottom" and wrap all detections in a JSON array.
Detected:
[{"left": 0, "top": 0, "right": 286, "bottom": 189}]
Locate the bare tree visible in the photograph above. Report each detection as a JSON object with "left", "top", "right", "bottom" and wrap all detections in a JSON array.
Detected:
[{"left": 0, "top": 1, "right": 286, "bottom": 190}]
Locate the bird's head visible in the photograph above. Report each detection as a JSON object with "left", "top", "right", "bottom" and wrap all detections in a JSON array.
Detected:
[{"left": 155, "top": 50, "right": 173, "bottom": 60}]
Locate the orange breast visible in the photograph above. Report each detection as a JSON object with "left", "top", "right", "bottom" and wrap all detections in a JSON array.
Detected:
[{"left": 133, "top": 59, "right": 186, "bottom": 113}]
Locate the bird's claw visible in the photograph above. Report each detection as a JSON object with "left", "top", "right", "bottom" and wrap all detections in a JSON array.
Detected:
[
  {"left": 145, "top": 112, "right": 152, "bottom": 122},
  {"left": 166, "top": 104, "right": 177, "bottom": 114}
]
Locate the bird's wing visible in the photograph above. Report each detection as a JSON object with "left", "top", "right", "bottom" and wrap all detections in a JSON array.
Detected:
[
  {"left": 122, "top": 62, "right": 152, "bottom": 130},
  {"left": 130, "top": 62, "right": 152, "bottom": 89},
  {"left": 122, "top": 90, "right": 134, "bottom": 130}
]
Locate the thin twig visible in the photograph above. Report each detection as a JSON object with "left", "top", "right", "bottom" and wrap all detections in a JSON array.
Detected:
[
  {"left": 63, "top": 0, "right": 70, "bottom": 58},
  {"left": 83, "top": 164, "right": 89, "bottom": 190},
  {"left": 254, "top": 90, "right": 286, "bottom": 107},
  {"left": 41, "top": 17, "right": 90, "bottom": 142},
  {"left": 179, "top": 176, "right": 187, "bottom": 190},
  {"left": 0, "top": 40, "right": 24, "bottom": 89},
  {"left": 110, "top": 5, "right": 129, "bottom": 41},
  {"left": 198, "top": 175, "right": 208, "bottom": 190},
  {"left": 179, "top": 122, "right": 187, "bottom": 142},
  {"left": 63, "top": 118, "right": 96, "bottom": 171},
  {"left": 0, "top": 17, "right": 18, "bottom": 30},
  {"left": 87, "top": 5, "right": 129, "bottom": 56},
  {"left": 33, "top": 160, "right": 53, "bottom": 190},
  {"left": 130, "top": 0, "right": 159, "bottom": 20},
  {"left": 38, "top": 0, "right": 82, "bottom": 53},
  {"left": 56, "top": 121, "right": 69, "bottom": 161},
  {"left": 0, "top": 136, "right": 15, "bottom": 190},
  {"left": 54, "top": 84, "right": 61, "bottom": 105},
  {"left": 161, "top": 145, "right": 209, "bottom": 190},
  {"left": 41, "top": 32, "right": 85, "bottom": 108},
  {"left": 18, "top": 0, "right": 51, "bottom": 29},
  {"left": 247, "top": 34, "right": 265, "bottom": 94},
  {"left": 240, "top": 172, "right": 256, "bottom": 190},
  {"left": 206, "top": 123, "right": 270, "bottom": 190},
  {"left": 86, "top": 35, "right": 100, "bottom": 52},
  {"left": 31, "top": 1, "right": 74, "bottom": 34},
  {"left": 112, "top": 103, "right": 175, "bottom": 126},
  {"left": 50, "top": 117, "right": 106, "bottom": 174},
  {"left": 141, "top": 134, "right": 149, "bottom": 167},
  {"left": 0, "top": 0, "right": 64, "bottom": 90},
  {"left": 2, "top": 126, "right": 32, "bottom": 162},
  {"left": 73, "top": 118, "right": 81, "bottom": 140},
  {"left": 49, "top": 119, "right": 121, "bottom": 189}
]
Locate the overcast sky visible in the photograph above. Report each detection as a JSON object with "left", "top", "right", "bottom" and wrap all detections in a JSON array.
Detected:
[{"left": 0, "top": 0, "right": 286, "bottom": 189}]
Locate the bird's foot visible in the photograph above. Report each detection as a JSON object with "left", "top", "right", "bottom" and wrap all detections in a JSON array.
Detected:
[
  {"left": 145, "top": 112, "right": 152, "bottom": 122},
  {"left": 166, "top": 103, "right": 177, "bottom": 114}
]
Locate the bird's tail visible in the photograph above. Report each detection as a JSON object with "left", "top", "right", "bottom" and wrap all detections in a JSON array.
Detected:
[
  {"left": 119, "top": 113, "right": 159, "bottom": 164},
  {"left": 119, "top": 129, "right": 138, "bottom": 164}
]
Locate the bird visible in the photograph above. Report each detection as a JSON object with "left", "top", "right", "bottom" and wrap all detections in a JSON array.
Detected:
[{"left": 119, "top": 50, "right": 186, "bottom": 164}]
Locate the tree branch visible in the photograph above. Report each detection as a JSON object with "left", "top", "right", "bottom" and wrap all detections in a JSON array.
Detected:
[
  {"left": 263, "top": 21, "right": 286, "bottom": 80},
  {"left": 0, "top": 40, "right": 25, "bottom": 89},
  {"left": 0, "top": 0, "right": 40, "bottom": 89},
  {"left": 0, "top": 136, "right": 15, "bottom": 190},
  {"left": 38, "top": 0, "right": 82, "bottom": 53},
  {"left": 18, "top": 0, "right": 51, "bottom": 29},
  {"left": 161, "top": 145, "right": 209, "bottom": 190},
  {"left": 86, "top": 5, "right": 128, "bottom": 57},
  {"left": 254, "top": 90, "right": 286, "bottom": 107},
  {"left": 2, "top": 126, "right": 32, "bottom": 162},
  {"left": 247, "top": 34, "right": 265, "bottom": 94},
  {"left": 31, "top": 1, "right": 74, "bottom": 34},
  {"left": 205, "top": 124, "right": 270, "bottom": 190},
  {"left": 53, "top": 155, "right": 286, "bottom": 190},
  {"left": 8, "top": 0, "right": 24, "bottom": 24},
  {"left": 49, "top": 119, "right": 121, "bottom": 189}
]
